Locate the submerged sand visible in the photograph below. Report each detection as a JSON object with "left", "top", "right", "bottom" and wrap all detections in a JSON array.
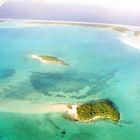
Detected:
[{"left": 0, "top": 99, "right": 69, "bottom": 114}]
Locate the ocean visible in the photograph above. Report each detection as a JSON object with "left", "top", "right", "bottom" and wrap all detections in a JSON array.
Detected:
[{"left": 0, "top": 21, "right": 140, "bottom": 140}]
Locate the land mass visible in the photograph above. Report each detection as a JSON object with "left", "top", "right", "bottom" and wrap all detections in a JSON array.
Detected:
[
  {"left": 32, "top": 54, "right": 67, "bottom": 65},
  {"left": 24, "top": 20, "right": 132, "bottom": 33},
  {"left": 0, "top": 99, "right": 120, "bottom": 123},
  {"left": 68, "top": 100, "right": 120, "bottom": 122}
]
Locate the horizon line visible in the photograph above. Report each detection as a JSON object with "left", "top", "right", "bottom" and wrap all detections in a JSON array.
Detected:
[{"left": 0, "top": 18, "right": 140, "bottom": 28}]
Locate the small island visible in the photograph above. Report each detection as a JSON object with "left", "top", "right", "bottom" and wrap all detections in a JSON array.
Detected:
[
  {"left": 68, "top": 100, "right": 120, "bottom": 122},
  {"left": 1, "top": 99, "right": 120, "bottom": 123},
  {"left": 32, "top": 54, "right": 67, "bottom": 65}
]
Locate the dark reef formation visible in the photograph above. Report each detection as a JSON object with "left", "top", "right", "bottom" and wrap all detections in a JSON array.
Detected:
[{"left": 0, "top": 68, "right": 15, "bottom": 79}]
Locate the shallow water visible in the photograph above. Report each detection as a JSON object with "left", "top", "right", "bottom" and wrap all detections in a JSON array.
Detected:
[{"left": 0, "top": 21, "right": 140, "bottom": 140}]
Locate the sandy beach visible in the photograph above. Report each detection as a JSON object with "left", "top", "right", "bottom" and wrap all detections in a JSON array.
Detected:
[
  {"left": 0, "top": 99, "right": 69, "bottom": 114},
  {"left": 31, "top": 54, "right": 66, "bottom": 65},
  {"left": 23, "top": 19, "right": 137, "bottom": 36},
  {"left": 68, "top": 105, "right": 77, "bottom": 119},
  {"left": 32, "top": 54, "right": 48, "bottom": 63},
  {"left": 116, "top": 29, "right": 140, "bottom": 50}
]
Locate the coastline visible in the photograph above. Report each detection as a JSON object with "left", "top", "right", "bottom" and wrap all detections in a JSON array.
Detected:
[
  {"left": 31, "top": 54, "right": 66, "bottom": 65},
  {"left": 0, "top": 18, "right": 140, "bottom": 50},
  {"left": 117, "top": 32, "right": 140, "bottom": 50},
  {"left": 0, "top": 18, "right": 140, "bottom": 28},
  {"left": 0, "top": 100, "right": 114, "bottom": 123},
  {"left": 67, "top": 104, "right": 119, "bottom": 122},
  {"left": 32, "top": 54, "right": 49, "bottom": 64}
]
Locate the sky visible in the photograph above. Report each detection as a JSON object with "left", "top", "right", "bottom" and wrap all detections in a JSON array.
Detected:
[
  {"left": 52, "top": 0, "right": 139, "bottom": 13},
  {"left": 0, "top": 0, "right": 139, "bottom": 11},
  {"left": 0, "top": 0, "right": 7, "bottom": 6},
  {"left": 1, "top": 0, "right": 139, "bottom": 12},
  {"left": 0, "top": 0, "right": 140, "bottom": 26}
]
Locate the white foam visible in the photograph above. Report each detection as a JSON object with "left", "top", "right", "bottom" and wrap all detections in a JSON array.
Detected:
[{"left": 116, "top": 28, "right": 140, "bottom": 50}]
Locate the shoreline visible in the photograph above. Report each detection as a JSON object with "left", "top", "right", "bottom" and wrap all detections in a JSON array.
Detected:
[
  {"left": 0, "top": 18, "right": 140, "bottom": 51},
  {"left": 0, "top": 99, "right": 120, "bottom": 122},
  {"left": 31, "top": 54, "right": 66, "bottom": 65},
  {"left": 0, "top": 100, "right": 107, "bottom": 122},
  {"left": 0, "top": 18, "right": 140, "bottom": 28},
  {"left": 67, "top": 105, "right": 115, "bottom": 122},
  {"left": 116, "top": 31, "right": 140, "bottom": 50},
  {"left": 32, "top": 54, "right": 50, "bottom": 64}
]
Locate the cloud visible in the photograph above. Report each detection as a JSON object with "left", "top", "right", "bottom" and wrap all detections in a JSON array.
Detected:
[
  {"left": 50, "top": 0, "right": 140, "bottom": 12},
  {"left": 0, "top": 0, "right": 7, "bottom": 6},
  {"left": 10, "top": 0, "right": 140, "bottom": 13}
]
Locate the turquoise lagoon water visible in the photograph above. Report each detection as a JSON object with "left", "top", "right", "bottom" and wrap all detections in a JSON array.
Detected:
[{"left": 0, "top": 22, "right": 140, "bottom": 140}]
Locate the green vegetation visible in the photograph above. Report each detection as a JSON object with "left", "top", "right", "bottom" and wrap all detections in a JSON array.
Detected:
[
  {"left": 39, "top": 55, "right": 66, "bottom": 64},
  {"left": 77, "top": 100, "right": 120, "bottom": 122},
  {"left": 39, "top": 55, "right": 60, "bottom": 61}
]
